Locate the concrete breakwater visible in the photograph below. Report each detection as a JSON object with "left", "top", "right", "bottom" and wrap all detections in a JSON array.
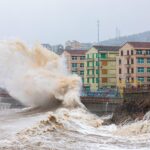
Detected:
[{"left": 81, "top": 96, "right": 123, "bottom": 115}]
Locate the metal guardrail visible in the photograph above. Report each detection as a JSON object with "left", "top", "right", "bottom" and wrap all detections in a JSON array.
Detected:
[
  {"left": 124, "top": 87, "right": 150, "bottom": 93},
  {"left": 81, "top": 96, "right": 123, "bottom": 104}
]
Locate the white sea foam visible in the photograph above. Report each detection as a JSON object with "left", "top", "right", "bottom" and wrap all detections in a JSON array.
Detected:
[{"left": 0, "top": 40, "right": 83, "bottom": 108}]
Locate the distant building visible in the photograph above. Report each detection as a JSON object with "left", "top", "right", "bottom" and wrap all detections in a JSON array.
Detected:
[
  {"left": 117, "top": 42, "right": 150, "bottom": 88},
  {"left": 51, "top": 44, "right": 64, "bottom": 55},
  {"left": 65, "top": 40, "right": 92, "bottom": 50},
  {"left": 62, "top": 50, "right": 87, "bottom": 83},
  {"left": 42, "top": 43, "right": 64, "bottom": 55},
  {"left": 84, "top": 45, "right": 120, "bottom": 92},
  {"left": 42, "top": 44, "right": 52, "bottom": 50}
]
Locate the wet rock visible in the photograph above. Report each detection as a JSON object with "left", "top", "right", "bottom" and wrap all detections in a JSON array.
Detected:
[{"left": 112, "top": 92, "right": 150, "bottom": 125}]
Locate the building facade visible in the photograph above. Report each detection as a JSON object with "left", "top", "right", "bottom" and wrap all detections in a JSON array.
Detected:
[
  {"left": 84, "top": 46, "right": 120, "bottom": 91},
  {"left": 117, "top": 42, "right": 150, "bottom": 89},
  {"left": 65, "top": 40, "right": 93, "bottom": 50},
  {"left": 63, "top": 50, "right": 87, "bottom": 83}
]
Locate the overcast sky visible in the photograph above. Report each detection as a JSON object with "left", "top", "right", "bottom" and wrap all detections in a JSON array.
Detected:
[{"left": 0, "top": 0, "right": 150, "bottom": 45}]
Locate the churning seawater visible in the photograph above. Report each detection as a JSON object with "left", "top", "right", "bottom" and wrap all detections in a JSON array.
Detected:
[{"left": 0, "top": 40, "right": 149, "bottom": 150}]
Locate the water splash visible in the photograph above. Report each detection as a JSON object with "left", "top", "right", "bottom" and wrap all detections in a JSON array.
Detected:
[{"left": 0, "top": 40, "right": 83, "bottom": 108}]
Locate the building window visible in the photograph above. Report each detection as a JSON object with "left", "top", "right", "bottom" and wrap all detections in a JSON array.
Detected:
[
  {"left": 138, "top": 77, "right": 144, "bottom": 83},
  {"left": 72, "top": 63, "right": 77, "bottom": 67},
  {"left": 131, "top": 68, "right": 134, "bottom": 73},
  {"left": 92, "top": 78, "right": 95, "bottom": 83},
  {"left": 127, "top": 50, "right": 129, "bottom": 55},
  {"left": 137, "top": 67, "right": 144, "bottom": 73},
  {"left": 102, "top": 78, "right": 107, "bottom": 83},
  {"left": 127, "top": 59, "right": 130, "bottom": 64},
  {"left": 119, "top": 59, "right": 121, "bottom": 65},
  {"left": 92, "top": 70, "right": 94, "bottom": 75},
  {"left": 80, "top": 71, "right": 84, "bottom": 75},
  {"left": 131, "top": 50, "right": 134, "bottom": 55},
  {"left": 92, "top": 53, "right": 94, "bottom": 59},
  {"left": 82, "top": 78, "right": 84, "bottom": 83},
  {"left": 102, "top": 69, "right": 107, "bottom": 74},
  {"left": 80, "top": 63, "right": 84, "bottom": 67},
  {"left": 87, "top": 62, "right": 90, "bottom": 67},
  {"left": 147, "top": 77, "right": 150, "bottom": 82},
  {"left": 137, "top": 58, "right": 144, "bottom": 64},
  {"left": 119, "top": 78, "right": 122, "bottom": 83},
  {"left": 92, "top": 62, "right": 94, "bottom": 67},
  {"left": 72, "top": 71, "right": 77, "bottom": 74},
  {"left": 136, "top": 50, "right": 142, "bottom": 55},
  {"left": 96, "top": 53, "right": 99, "bottom": 58},
  {"left": 96, "top": 70, "right": 99, "bottom": 74},
  {"left": 96, "top": 78, "right": 99, "bottom": 83},
  {"left": 127, "top": 68, "right": 130, "bottom": 74},
  {"left": 101, "top": 53, "right": 106, "bottom": 58},
  {"left": 147, "top": 68, "right": 150, "bottom": 72},
  {"left": 121, "top": 51, "right": 123, "bottom": 56},
  {"left": 87, "top": 78, "right": 89, "bottom": 83},
  {"left": 126, "top": 77, "right": 129, "bottom": 83},
  {"left": 80, "top": 56, "right": 85, "bottom": 60},
  {"left": 146, "top": 50, "right": 150, "bottom": 55},
  {"left": 87, "top": 70, "right": 90, "bottom": 75},
  {"left": 96, "top": 61, "right": 99, "bottom": 66},
  {"left": 87, "top": 54, "right": 89, "bottom": 59},
  {"left": 131, "top": 77, "right": 134, "bottom": 83},
  {"left": 72, "top": 56, "right": 77, "bottom": 60},
  {"left": 119, "top": 68, "right": 121, "bottom": 74},
  {"left": 147, "top": 58, "right": 150, "bottom": 63},
  {"left": 131, "top": 58, "right": 134, "bottom": 64}
]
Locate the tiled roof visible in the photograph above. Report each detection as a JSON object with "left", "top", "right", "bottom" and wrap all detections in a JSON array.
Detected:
[
  {"left": 93, "top": 45, "right": 120, "bottom": 51},
  {"left": 128, "top": 42, "right": 150, "bottom": 49},
  {"left": 64, "top": 50, "right": 87, "bottom": 55}
]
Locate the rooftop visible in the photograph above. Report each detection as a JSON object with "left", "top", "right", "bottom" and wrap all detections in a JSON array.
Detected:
[
  {"left": 127, "top": 42, "right": 150, "bottom": 49},
  {"left": 64, "top": 49, "right": 87, "bottom": 55},
  {"left": 93, "top": 45, "right": 120, "bottom": 51}
]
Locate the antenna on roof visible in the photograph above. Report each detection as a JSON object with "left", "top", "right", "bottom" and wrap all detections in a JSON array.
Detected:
[{"left": 97, "top": 20, "right": 100, "bottom": 45}]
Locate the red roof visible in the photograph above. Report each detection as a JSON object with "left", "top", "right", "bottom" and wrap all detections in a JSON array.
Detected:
[
  {"left": 64, "top": 50, "right": 87, "bottom": 55},
  {"left": 128, "top": 42, "right": 150, "bottom": 49}
]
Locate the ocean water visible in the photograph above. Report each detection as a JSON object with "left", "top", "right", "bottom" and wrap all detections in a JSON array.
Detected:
[{"left": 0, "top": 108, "right": 150, "bottom": 150}]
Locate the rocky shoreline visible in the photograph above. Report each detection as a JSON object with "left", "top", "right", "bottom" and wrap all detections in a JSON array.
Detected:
[{"left": 111, "top": 92, "right": 150, "bottom": 125}]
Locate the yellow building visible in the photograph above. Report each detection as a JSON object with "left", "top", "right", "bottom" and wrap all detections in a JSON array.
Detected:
[{"left": 84, "top": 46, "right": 120, "bottom": 91}]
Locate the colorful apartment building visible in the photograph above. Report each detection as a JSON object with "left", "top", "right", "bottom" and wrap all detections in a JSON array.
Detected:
[
  {"left": 63, "top": 50, "right": 87, "bottom": 83},
  {"left": 84, "top": 46, "right": 120, "bottom": 91},
  {"left": 117, "top": 42, "right": 150, "bottom": 89}
]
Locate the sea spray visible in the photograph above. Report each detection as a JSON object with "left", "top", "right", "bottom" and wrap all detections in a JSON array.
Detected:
[
  {"left": 0, "top": 40, "right": 83, "bottom": 108},
  {"left": 115, "top": 111, "right": 150, "bottom": 136}
]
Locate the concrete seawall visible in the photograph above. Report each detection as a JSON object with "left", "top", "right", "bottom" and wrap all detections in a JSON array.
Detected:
[
  {"left": 112, "top": 89, "right": 150, "bottom": 124},
  {"left": 81, "top": 96, "right": 123, "bottom": 115}
]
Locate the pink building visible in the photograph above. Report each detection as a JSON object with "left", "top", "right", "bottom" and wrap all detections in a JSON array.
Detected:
[
  {"left": 117, "top": 42, "right": 150, "bottom": 88},
  {"left": 62, "top": 50, "right": 87, "bottom": 82}
]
